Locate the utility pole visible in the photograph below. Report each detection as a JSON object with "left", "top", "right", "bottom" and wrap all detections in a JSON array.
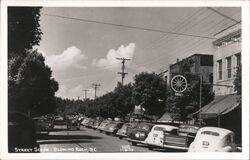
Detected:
[
  {"left": 116, "top": 57, "right": 130, "bottom": 85},
  {"left": 92, "top": 83, "right": 101, "bottom": 99},
  {"left": 82, "top": 89, "right": 89, "bottom": 100}
]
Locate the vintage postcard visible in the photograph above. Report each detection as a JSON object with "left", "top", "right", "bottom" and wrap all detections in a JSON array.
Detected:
[{"left": 0, "top": 0, "right": 249, "bottom": 160}]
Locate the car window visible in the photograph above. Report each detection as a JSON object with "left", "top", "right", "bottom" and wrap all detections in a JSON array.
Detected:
[
  {"left": 154, "top": 127, "right": 165, "bottom": 131},
  {"left": 138, "top": 124, "right": 150, "bottom": 131},
  {"left": 201, "top": 131, "right": 220, "bottom": 136}
]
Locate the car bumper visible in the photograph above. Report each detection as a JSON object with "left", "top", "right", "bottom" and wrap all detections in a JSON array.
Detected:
[
  {"left": 162, "top": 144, "right": 188, "bottom": 151},
  {"left": 127, "top": 138, "right": 146, "bottom": 144},
  {"left": 116, "top": 132, "right": 128, "bottom": 138}
]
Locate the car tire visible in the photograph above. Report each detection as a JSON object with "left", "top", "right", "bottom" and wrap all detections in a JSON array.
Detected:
[
  {"left": 119, "top": 136, "right": 122, "bottom": 140},
  {"left": 148, "top": 146, "right": 154, "bottom": 150}
]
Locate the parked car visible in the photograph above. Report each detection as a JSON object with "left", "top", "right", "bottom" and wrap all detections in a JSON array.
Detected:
[
  {"left": 54, "top": 115, "right": 66, "bottom": 125},
  {"left": 66, "top": 116, "right": 80, "bottom": 130},
  {"left": 116, "top": 123, "right": 134, "bottom": 139},
  {"left": 104, "top": 121, "right": 124, "bottom": 135},
  {"left": 145, "top": 124, "right": 179, "bottom": 150},
  {"left": 125, "top": 121, "right": 140, "bottom": 136},
  {"left": 188, "top": 127, "right": 238, "bottom": 152},
  {"left": 85, "top": 118, "right": 96, "bottom": 128},
  {"left": 81, "top": 117, "right": 90, "bottom": 126},
  {"left": 32, "top": 117, "right": 51, "bottom": 134},
  {"left": 8, "top": 111, "right": 39, "bottom": 153},
  {"left": 127, "top": 122, "right": 154, "bottom": 146},
  {"left": 97, "top": 119, "right": 112, "bottom": 133},
  {"left": 92, "top": 119, "right": 103, "bottom": 130},
  {"left": 157, "top": 124, "right": 200, "bottom": 151}
]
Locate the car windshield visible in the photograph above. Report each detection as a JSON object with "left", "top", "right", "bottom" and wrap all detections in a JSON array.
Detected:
[
  {"left": 201, "top": 131, "right": 220, "bottom": 136},
  {"left": 138, "top": 124, "right": 151, "bottom": 131},
  {"left": 179, "top": 125, "right": 198, "bottom": 133}
]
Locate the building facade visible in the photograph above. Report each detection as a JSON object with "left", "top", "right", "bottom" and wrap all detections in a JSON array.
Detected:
[
  {"left": 212, "top": 25, "right": 241, "bottom": 96},
  {"left": 169, "top": 54, "right": 213, "bottom": 83}
]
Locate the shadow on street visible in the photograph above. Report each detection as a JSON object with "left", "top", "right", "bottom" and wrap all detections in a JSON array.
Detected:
[{"left": 36, "top": 133, "right": 102, "bottom": 144}]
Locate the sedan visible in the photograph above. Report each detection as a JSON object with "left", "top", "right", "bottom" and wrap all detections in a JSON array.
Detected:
[{"left": 188, "top": 127, "right": 238, "bottom": 152}]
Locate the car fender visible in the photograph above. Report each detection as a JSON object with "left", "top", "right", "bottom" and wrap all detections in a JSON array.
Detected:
[
  {"left": 220, "top": 146, "right": 232, "bottom": 152},
  {"left": 188, "top": 142, "right": 195, "bottom": 152}
]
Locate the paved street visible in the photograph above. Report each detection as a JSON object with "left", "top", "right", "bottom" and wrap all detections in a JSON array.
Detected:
[{"left": 37, "top": 125, "right": 155, "bottom": 153}]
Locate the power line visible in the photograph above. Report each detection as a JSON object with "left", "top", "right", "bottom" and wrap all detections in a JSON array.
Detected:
[
  {"left": 42, "top": 13, "right": 216, "bottom": 40},
  {"left": 207, "top": 7, "right": 240, "bottom": 23}
]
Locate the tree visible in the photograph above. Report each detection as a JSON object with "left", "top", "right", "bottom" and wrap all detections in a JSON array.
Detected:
[
  {"left": 132, "top": 72, "right": 166, "bottom": 115},
  {"left": 113, "top": 82, "right": 134, "bottom": 118},
  {"left": 8, "top": 7, "right": 42, "bottom": 59},
  {"left": 166, "top": 59, "right": 214, "bottom": 122},
  {"left": 234, "top": 65, "right": 241, "bottom": 95},
  {"left": 8, "top": 50, "right": 58, "bottom": 116}
]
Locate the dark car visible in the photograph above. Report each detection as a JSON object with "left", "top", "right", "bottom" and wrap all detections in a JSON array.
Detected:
[
  {"left": 54, "top": 115, "right": 66, "bottom": 125},
  {"left": 66, "top": 116, "right": 80, "bottom": 130},
  {"left": 116, "top": 123, "right": 135, "bottom": 139},
  {"left": 32, "top": 117, "right": 51, "bottom": 134},
  {"left": 127, "top": 122, "right": 154, "bottom": 146},
  {"left": 92, "top": 119, "right": 103, "bottom": 129},
  {"left": 97, "top": 119, "right": 112, "bottom": 133},
  {"left": 104, "top": 121, "right": 124, "bottom": 135},
  {"left": 8, "top": 111, "right": 39, "bottom": 153}
]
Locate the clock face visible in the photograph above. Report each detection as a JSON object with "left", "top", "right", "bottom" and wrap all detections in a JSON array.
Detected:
[{"left": 171, "top": 75, "right": 187, "bottom": 93}]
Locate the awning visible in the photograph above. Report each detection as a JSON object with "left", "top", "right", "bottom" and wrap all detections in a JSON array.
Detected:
[
  {"left": 199, "top": 94, "right": 240, "bottom": 119},
  {"left": 157, "top": 112, "right": 173, "bottom": 122}
]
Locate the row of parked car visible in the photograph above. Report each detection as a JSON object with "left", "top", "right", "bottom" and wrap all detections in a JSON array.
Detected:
[{"left": 80, "top": 117, "right": 241, "bottom": 152}]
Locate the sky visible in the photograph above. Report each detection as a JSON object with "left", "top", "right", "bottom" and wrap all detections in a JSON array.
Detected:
[{"left": 37, "top": 7, "right": 241, "bottom": 100}]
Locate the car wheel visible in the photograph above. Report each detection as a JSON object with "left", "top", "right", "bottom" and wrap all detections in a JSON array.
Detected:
[
  {"left": 132, "top": 142, "right": 137, "bottom": 146},
  {"left": 119, "top": 136, "right": 122, "bottom": 140},
  {"left": 100, "top": 130, "right": 102, "bottom": 133}
]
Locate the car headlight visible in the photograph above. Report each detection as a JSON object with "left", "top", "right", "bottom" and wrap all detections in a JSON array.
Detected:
[
  {"left": 135, "top": 133, "right": 140, "bottom": 138},
  {"left": 139, "top": 132, "right": 145, "bottom": 137},
  {"left": 109, "top": 127, "right": 114, "bottom": 131},
  {"left": 122, "top": 130, "right": 126, "bottom": 133}
]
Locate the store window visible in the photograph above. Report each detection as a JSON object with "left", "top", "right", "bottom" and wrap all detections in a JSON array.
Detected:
[
  {"left": 235, "top": 53, "right": 241, "bottom": 68},
  {"left": 218, "top": 60, "right": 222, "bottom": 80},
  {"left": 226, "top": 56, "right": 232, "bottom": 79}
]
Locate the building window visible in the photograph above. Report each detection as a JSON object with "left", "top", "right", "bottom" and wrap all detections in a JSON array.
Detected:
[
  {"left": 226, "top": 56, "right": 232, "bottom": 78},
  {"left": 218, "top": 60, "right": 222, "bottom": 80},
  {"left": 235, "top": 53, "right": 241, "bottom": 68}
]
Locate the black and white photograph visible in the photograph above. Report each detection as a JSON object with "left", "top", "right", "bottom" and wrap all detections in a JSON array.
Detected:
[{"left": 1, "top": 1, "right": 249, "bottom": 160}]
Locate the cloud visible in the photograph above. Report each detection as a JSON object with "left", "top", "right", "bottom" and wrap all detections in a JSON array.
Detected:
[
  {"left": 93, "top": 43, "right": 136, "bottom": 70},
  {"left": 56, "top": 84, "right": 83, "bottom": 100},
  {"left": 43, "top": 46, "right": 88, "bottom": 71}
]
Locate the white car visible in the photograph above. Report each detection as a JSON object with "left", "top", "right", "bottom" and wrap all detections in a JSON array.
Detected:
[
  {"left": 188, "top": 127, "right": 238, "bottom": 152},
  {"left": 145, "top": 124, "right": 179, "bottom": 149}
]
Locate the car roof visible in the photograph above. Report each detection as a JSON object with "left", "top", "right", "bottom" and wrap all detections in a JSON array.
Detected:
[
  {"left": 153, "top": 124, "right": 178, "bottom": 130},
  {"left": 197, "top": 127, "right": 233, "bottom": 137}
]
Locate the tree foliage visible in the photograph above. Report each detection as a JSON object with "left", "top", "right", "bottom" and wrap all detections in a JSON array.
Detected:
[
  {"left": 8, "top": 7, "right": 42, "bottom": 59},
  {"left": 132, "top": 72, "right": 166, "bottom": 115},
  {"left": 8, "top": 50, "right": 58, "bottom": 116},
  {"left": 234, "top": 65, "right": 241, "bottom": 95},
  {"left": 8, "top": 7, "right": 59, "bottom": 116}
]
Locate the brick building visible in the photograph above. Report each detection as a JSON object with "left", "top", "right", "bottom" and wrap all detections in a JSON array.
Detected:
[{"left": 169, "top": 54, "right": 213, "bottom": 83}]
